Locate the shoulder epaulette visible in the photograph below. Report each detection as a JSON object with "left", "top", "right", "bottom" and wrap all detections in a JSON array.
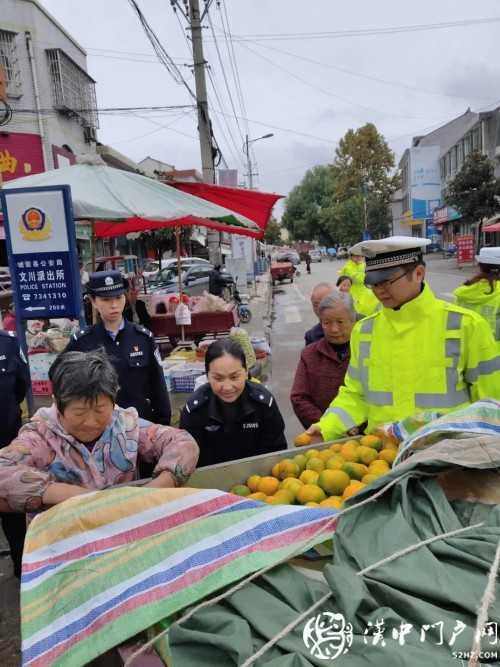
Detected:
[
  {"left": 184, "top": 385, "right": 210, "bottom": 413},
  {"left": 72, "top": 327, "right": 92, "bottom": 340},
  {"left": 247, "top": 381, "right": 274, "bottom": 407},
  {"left": 133, "top": 323, "right": 153, "bottom": 338}
]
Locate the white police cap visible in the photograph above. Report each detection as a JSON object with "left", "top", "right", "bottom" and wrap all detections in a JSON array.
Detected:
[{"left": 349, "top": 236, "right": 430, "bottom": 286}]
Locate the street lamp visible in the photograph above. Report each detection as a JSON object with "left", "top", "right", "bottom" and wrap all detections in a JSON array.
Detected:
[{"left": 244, "top": 133, "right": 274, "bottom": 189}]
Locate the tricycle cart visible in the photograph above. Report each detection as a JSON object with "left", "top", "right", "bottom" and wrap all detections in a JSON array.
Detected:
[
  {"left": 270, "top": 261, "right": 295, "bottom": 286},
  {"left": 150, "top": 306, "right": 239, "bottom": 345}
]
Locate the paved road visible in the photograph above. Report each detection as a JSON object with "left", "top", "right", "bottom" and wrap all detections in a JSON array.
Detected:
[{"left": 267, "top": 255, "right": 475, "bottom": 444}]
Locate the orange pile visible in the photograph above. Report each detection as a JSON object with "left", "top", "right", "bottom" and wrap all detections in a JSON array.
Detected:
[{"left": 230, "top": 433, "right": 399, "bottom": 509}]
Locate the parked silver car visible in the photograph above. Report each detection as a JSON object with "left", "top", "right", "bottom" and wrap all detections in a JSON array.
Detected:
[{"left": 148, "top": 263, "right": 233, "bottom": 297}]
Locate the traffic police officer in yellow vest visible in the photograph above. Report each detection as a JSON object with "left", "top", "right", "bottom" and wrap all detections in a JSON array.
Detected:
[{"left": 307, "top": 236, "right": 500, "bottom": 441}]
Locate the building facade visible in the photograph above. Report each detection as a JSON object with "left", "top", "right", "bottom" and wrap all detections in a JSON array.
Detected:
[
  {"left": 395, "top": 107, "right": 500, "bottom": 249},
  {"left": 0, "top": 0, "right": 98, "bottom": 184}
]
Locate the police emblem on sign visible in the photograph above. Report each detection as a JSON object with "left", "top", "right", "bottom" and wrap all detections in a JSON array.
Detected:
[{"left": 18, "top": 207, "right": 52, "bottom": 241}]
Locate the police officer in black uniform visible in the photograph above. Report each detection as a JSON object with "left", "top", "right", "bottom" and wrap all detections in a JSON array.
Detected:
[
  {"left": 66, "top": 271, "right": 171, "bottom": 425},
  {"left": 180, "top": 338, "right": 286, "bottom": 466},
  {"left": 0, "top": 329, "right": 29, "bottom": 578}
]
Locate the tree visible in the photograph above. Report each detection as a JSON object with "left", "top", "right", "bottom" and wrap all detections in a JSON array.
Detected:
[
  {"left": 333, "top": 123, "right": 398, "bottom": 201},
  {"left": 445, "top": 151, "right": 500, "bottom": 248},
  {"left": 281, "top": 165, "right": 335, "bottom": 244},
  {"left": 263, "top": 218, "right": 282, "bottom": 245},
  {"left": 330, "top": 123, "right": 398, "bottom": 242}
]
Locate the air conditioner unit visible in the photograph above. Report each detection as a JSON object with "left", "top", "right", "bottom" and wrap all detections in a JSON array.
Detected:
[{"left": 83, "top": 125, "right": 97, "bottom": 143}]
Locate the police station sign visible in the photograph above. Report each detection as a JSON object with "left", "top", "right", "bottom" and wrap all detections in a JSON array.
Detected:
[{"left": 0, "top": 185, "right": 82, "bottom": 320}]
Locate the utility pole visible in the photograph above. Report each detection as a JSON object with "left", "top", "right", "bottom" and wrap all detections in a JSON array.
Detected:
[
  {"left": 188, "top": 0, "right": 220, "bottom": 263},
  {"left": 245, "top": 134, "right": 253, "bottom": 189},
  {"left": 188, "top": 0, "right": 215, "bottom": 183}
]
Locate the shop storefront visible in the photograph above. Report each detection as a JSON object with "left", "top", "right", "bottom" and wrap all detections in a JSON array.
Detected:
[{"left": 432, "top": 205, "right": 462, "bottom": 249}]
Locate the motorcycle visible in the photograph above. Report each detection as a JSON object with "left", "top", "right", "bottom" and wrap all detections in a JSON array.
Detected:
[{"left": 232, "top": 286, "right": 252, "bottom": 323}]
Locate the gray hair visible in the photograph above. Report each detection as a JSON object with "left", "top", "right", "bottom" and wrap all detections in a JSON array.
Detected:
[
  {"left": 318, "top": 292, "right": 356, "bottom": 321},
  {"left": 312, "top": 281, "right": 334, "bottom": 293},
  {"left": 49, "top": 348, "right": 119, "bottom": 413}
]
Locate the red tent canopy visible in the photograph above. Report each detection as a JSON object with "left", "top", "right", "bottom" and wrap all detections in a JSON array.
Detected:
[
  {"left": 171, "top": 181, "right": 282, "bottom": 233},
  {"left": 94, "top": 182, "right": 283, "bottom": 240},
  {"left": 484, "top": 222, "right": 500, "bottom": 232}
]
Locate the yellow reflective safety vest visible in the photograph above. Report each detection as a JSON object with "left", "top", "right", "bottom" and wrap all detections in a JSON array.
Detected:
[
  {"left": 453, "top": 280, "right": 500, "bottom": 351},
  {"left": 338, "top": 258, "right": 365, "bottom": 286},
  {"left": 338, "top": 258, "right": 379, "bottom": 316},
  {"left": 318, "top": 284, "right": 500, "bottom": 439}
]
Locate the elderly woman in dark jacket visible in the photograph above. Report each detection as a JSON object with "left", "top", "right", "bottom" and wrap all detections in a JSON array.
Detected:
[{"left": 291, "top": 292, "right": 356, "bottom": 429}]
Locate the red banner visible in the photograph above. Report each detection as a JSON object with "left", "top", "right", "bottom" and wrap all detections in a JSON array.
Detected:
[
  {"left": 456, "top": 235, "right": 474, "bottom": 264},
  {"left": 0, "top": 132, "right": 45, "bottom": 182}
]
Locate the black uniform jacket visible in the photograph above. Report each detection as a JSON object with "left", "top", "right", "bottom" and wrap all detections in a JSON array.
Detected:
[
  {"left": 0, "top": 331, "right": 29, "bottom": 447},
  {"left": 180, "top": 381, "right": 287, "bottom": 467},
  {"left": 66, "top": 320, "right": 171, "bottom": 424}
]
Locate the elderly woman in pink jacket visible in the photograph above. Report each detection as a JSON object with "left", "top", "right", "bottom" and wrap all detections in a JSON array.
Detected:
[{"left": 0, "top": 349, "right": 199, "bottom": 514}]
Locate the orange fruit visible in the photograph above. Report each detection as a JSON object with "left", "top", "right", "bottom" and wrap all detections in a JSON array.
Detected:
[
  {"left": 230, "top": 484, "right": 251, "bottom": 496},
  {"left": 318, "top": 470, "right": 350, "bottom": 496},
  {"left": 305, "top": 501, "right": 320, "bottom": 507},
  {"left": 304, "top": 448, "right": 320, "bottom": 460},
  {"left": 378, "top": 449, "right": 397, "bottom": 465},
  {"left": 330, "top": 443, "right": 343, "bottom": 453},
  {"left": 248, "top": 491, "right": 267, "bottom": 501},
  {"left": 306, "top": 457, "right": 325, "bottom": 473},
  {"left": 280, "top": 478, "right": 303, "bottom": 498},
  {"left": 340, "top": 443, "right": 359, "bottom": 462},
  {"left": 342, "top": 462, "right": 368, "bottom": 481},
  {"left": 343, "top": 481, "right": 366, "bottom": 499},
  {"left": 325, "top": 455, "right": 345, "bottom": 470},
  {"left": 257, "top": 476, "right": 280, "bottom": 495},
  {"left": 369, "top": 460, "right": 390, "bottom": 474},
  {"left": 294, "top": 432, "right": 312, "bottom": 447},
  {"left": 265, "top": 495, "right": 281, "bottom": 505},
  {"left": 272, "top": 489, "right": 295, "bottom": 505},
  {"left": 362, "top": 473, "right": 379, "bottom": 485},
  {"left": 360, "top": 434, "right": 383, "bottom": 451},
  {"left": 357, "top": 446, "right": 378, "bottom": 465},
  {"left": 383, "top": 435, "right": 400, "bottom": 450},
  {"left": 293, "top": 454, "right": 307, "bottom": 471},
  {"left": 246, "top": 475, "right": 261, "bottom": 492},
  {"left": 317, "top": 449, "right": 334, "bottom": 463},
  {"left": 271, "top": 463, "right": 281, "bottom": 479},
  {"left": 300, "top": 469, "right": 320, "bottom": 485},
  {"left": 320, "top": 496, "right": 344, "bottom": 509},
  {"left": 277, "top": 459, "right": 300, "bottom": 479},
  {"left": 297, "top": 484, "right": 326, "bottom": 505}
]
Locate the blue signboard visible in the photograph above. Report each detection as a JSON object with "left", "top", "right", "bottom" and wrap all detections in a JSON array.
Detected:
[{"left": 0, "top": 185, "right": 83, "bottom": 320}]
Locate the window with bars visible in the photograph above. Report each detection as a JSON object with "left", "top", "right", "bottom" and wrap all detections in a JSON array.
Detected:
[
  {"left": 0, "top": 29, "right": 22, "bottom": 95},
  {"left": 46, "top": 48, "right": 98, "bottom": 129}
]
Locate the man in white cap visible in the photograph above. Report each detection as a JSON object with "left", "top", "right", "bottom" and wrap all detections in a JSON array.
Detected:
[{"left": 306, "top": 236, "right": 500, "bottom": 441}]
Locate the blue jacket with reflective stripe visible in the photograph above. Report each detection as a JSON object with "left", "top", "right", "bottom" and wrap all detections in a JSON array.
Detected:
[{"left": 318, "top": 284, "right": 500, "bottom": 439}]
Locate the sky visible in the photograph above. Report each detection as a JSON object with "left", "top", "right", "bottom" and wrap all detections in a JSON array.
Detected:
[{"left": 39, "top": 0, "right": 500, "bottom": 218}]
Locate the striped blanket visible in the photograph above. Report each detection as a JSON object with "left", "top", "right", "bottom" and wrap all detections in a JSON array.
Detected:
[
  {"left": 21, "top": 486, "right": 338, "bottom": 667},
  {"left": 392, "top": 399, "right": 500, "bottom": 463}
]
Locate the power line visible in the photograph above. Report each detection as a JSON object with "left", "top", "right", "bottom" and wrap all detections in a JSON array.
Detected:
[
  {"left": 218, "top": 1, "right": 249, "bottom": 134},
  {"left": 206, "top": 9, "right": 245, "bottom": 145},
  {"left": 238, "top": 40, "right": 440, "bottom": 122},
  {"left": 211, "top": 107, "right": 337, "bottom": 145},
  {"left": 111, "top": 110, "right": 194, "bottom": 144},
  {"left": 215, "top": 17, "right": 500, "bottom": 42},
  {"left": 240, "top": 39, "right": 496, "bottom": 105},
  {"left": 10, "top": 104, "right": 194, "bottom": 116},
  {"left": 127, "top": 0, "right": 196, "bottom": 100},
  {"left": 206, "top": 68, "right": 246, "bottom": 169}
]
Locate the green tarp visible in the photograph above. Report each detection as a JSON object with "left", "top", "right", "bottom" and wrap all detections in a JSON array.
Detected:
[{"left": 170, "top": 436, "right": 500, "bottom": 666}]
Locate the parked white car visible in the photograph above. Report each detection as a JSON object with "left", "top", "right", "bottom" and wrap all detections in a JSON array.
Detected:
[{"left": 309, "top": 250, "right": 322, "bottom": 262}]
